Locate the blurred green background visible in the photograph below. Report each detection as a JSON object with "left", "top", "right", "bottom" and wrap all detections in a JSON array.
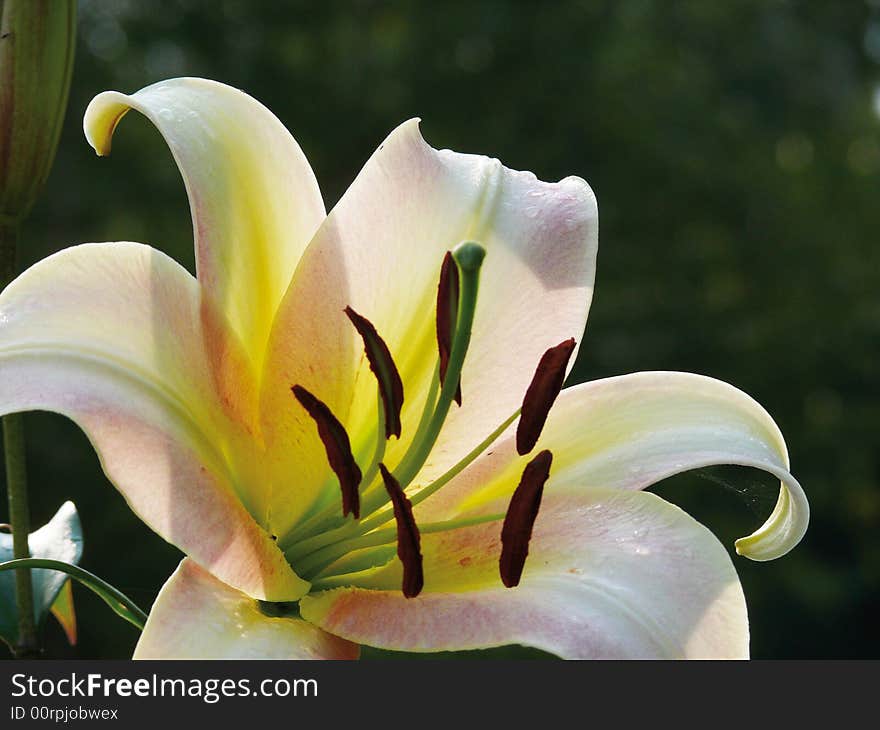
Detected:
[{"left": 2, "top": 0, "right": 878, "bottom": 659}]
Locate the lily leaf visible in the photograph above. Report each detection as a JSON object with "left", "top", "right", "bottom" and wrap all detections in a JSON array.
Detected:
[
  {"left": 0, "top": 558, "right": 147, "bottom": 631},
  {"left": 0, "top": 501, "right": 82, "bottom": 650}
]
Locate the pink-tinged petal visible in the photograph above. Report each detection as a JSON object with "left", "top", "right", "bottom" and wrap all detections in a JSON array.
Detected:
[
  {"left": 84, "top": 77, "right": 326, "bottom": 371},
  {"left": 0, "top": 242, "right": 308, "bottom": 601},
  {"left": 420, "top": 371, "right": 808, "bottom": 562},
  {"left": 135, "top": 559, "right": 358, "bottom": 659},
  {"left": 300, "top": 488, "right": 747, "bottom": 658},
  {"left": 262, "top": 119, "right": 597, "bottom": 538}
]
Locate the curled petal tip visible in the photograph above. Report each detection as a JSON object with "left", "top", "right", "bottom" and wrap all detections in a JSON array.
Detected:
[
  {"left": 731, "top": 449, "right": 808, "bottom": 561},
  {"left": 83, "top": 90, "right": 132, "bottom": 157}
]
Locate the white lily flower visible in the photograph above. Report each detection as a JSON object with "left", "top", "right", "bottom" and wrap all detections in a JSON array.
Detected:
[{"left": 0, "top": 78, "right": 808, "bottom": 659}]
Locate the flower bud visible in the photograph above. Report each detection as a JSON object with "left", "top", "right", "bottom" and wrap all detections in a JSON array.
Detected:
[{"left": 0, "top": 0, "right": 76, "bottom": 225}]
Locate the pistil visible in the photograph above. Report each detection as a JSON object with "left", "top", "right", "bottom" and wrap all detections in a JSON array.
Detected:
[{"left": 374, "top": 241, "right": 485, "bottom": 494}]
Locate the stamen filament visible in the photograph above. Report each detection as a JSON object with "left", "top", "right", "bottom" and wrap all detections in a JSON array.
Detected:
[
  {"left": 354, "top": 408, "right": 520, "bottom": 536},
  {"left": 358, "top": 396, "right": 388, "bottom": 506},
  {"left": 296, "top": 512, "right": 505, "bottom": 581},
  {"left": 311, "top": 545, "right": 398, "bottom": 581},
  {"left": 284, "top": 520, "right": 356, "bottom": 565},
  {"left": 284, "top": 406, "right": 519, "bottom": 562},
  {"left": 358, "top": 362, "right": 440, "bottom": 518}
]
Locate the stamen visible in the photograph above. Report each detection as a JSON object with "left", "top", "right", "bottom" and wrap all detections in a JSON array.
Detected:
[
  {"left": 292, "top": 385, "right": 362, "bottom": 519},
  {"left": 436, "top": 251, "right": 462, "bottom": 405},
  {"left": 280, "top": 391, "right": 389, "bottom": 551},
  {"left": 516, "top": 339, "right": 576, "bottom": 456},
  {"left": 500, "top": 449, "right": 553, "bottom": 588},
  {"left": 379, "top": 463, "right": 423, "bottom": 598},
  {"left": 344, "top": 306, "right": 404, "bottom": 439}
]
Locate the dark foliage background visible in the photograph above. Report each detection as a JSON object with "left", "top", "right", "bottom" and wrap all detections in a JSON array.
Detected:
[{"left": 2, "top": 0, "right": 878, "bottom": 658}]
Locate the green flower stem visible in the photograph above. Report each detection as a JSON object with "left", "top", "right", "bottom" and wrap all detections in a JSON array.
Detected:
[{"left": 0, "top": 222, "right": 36, "bottom": 656}]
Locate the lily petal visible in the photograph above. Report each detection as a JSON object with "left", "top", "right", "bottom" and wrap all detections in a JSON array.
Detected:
[
  {"left": 135, "top": 559, "right": 358, "bottom": 659},
  {"left": 49, "top": 579, "right": 77, "bottom": 646},
  {"left": 84, "top": 77, "right": 326, "bottom": 369},
  {"left": 420, "top": 371, "right": 808, "bottom": 561},
  {"left": 300, "top": 488, "right": 748, "bottom": 658},
  {"left": 0, "top": 242, "right": 308, "bottom": 601},
  {"left": 262, "top": 119, "right": 597, "bottom": 536}
]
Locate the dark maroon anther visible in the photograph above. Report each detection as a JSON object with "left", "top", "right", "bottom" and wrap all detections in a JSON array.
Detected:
[
  {"left": 436, "top": 251, "right": 462, "bottom": 406},
  {"left": 515, "top": 339, "right": 576, "bottom": 456},
  {"left": 292, "top": 385, "right": 362, "bottom": 519},
  {"left": 344, "top": 306, "right": 405, "bottom": 439},
  {"left": 500, "top": 450, "right": 553, "bottom": 588},
  {"left": 379, "top": 463, "right": 424, "bottom": 598}
]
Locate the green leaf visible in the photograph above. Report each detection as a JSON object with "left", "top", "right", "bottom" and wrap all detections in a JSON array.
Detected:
[
  {"left": 0, "top": 501, "right": 82, "bottom": 650},
  {"left": 0, "top": 558, "right": 147, "bottom": 631}
]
